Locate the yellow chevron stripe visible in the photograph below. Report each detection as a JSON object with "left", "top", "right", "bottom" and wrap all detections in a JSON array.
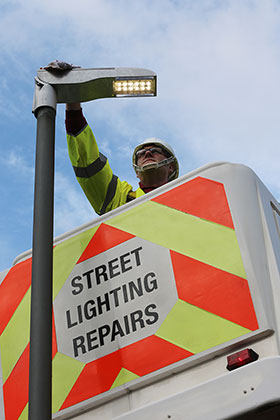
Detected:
[
  {"left": 0, "top": 227, "right": 98, "bottom": 386},
  {"left": 18, "top": 404, "right": 28, "bottom": 420},
  {"left": 53, "top": 225, "right": 100, "bottom": 299},
  {"left": 106, "top": 201, "right": 246, "bottom": 278},
  {"left": 110, "top": 368, "right": 139, "bottom": 389},
  {"left": 156, "top": 299, "right": 251, "bottom": 354},
  {"left": 52, "top": 352, "right": 85, "bottom": 413},
  {"left": 17, "top": 354, "right": 84, "bottom": 419},
  {"left": 0, "top": 288, "right": 30, "bottom": 383}
]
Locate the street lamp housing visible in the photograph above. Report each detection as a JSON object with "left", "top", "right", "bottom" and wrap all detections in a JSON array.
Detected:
[{"left": 34, "top": 67, "right": 157, "bottom": 110}]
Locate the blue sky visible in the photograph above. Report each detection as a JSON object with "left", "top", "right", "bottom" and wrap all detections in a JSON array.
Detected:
[{"left": 1, "top": 0, "right": 280, "bottom": 272}]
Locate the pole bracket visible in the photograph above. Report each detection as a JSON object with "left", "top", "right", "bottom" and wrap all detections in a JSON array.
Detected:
[{"left": 32, "top": 77, "right": 57, "bottom": 117}]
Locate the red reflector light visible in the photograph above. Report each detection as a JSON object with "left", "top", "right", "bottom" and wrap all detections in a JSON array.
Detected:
[{"left": 226, "top": 348, "right": 259, "bottom": 371}]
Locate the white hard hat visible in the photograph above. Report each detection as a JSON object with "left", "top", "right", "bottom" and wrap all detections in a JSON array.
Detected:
[{"left": 132, "top": 137, "right": 179, "bottom": 181}]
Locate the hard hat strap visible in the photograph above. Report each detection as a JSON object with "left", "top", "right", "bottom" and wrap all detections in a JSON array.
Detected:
[{"left": 133, "top": 156, "right": 174, "bottom": 172}]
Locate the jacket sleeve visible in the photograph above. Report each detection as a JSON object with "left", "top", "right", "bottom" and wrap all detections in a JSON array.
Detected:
[{"left": 67, "top": 123, "right": 134, "bottom": 215}]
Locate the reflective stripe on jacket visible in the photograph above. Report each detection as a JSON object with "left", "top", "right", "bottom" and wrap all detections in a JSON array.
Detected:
[{"left": 67, "top": 124, "right": 144, "bottom": 215}]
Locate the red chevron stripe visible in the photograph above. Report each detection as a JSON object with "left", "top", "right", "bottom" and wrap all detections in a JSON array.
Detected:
[
  {"left": 61, "top": 335, "right": 192, "bottom": 411},
  {"left": 52, "top": 308, "right": 58, "bottom": 358},
  {"left": 0, "top": 258, "right": 32, "bottom": 335},
  {"left": 3, "top": 310, "right": 57, "bottom": 420},
  {"left": 171, "top": 250, "right": 258, "bottom": 331},
  {"left": 121, "top": 335, "right": 192, "bottom": 376},
  {"left": 3, "top": 344, "right": 30, "bottom": 420},
  {"left": 60, "top": 350, "right": 122, "bottom": 410},
  {"left": 152, "top": 177, "right": 234, "bottom": 228},
  {"left": 78, "top": 224, "right": 135, "bottom": 263}
]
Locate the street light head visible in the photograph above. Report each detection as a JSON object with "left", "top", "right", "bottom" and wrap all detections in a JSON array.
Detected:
[
  {"left": 34, "top": 67, "right": 157, "bottom": 105},
  {"left": 113, "top": 77, "right": 156, "bottom": 97}
]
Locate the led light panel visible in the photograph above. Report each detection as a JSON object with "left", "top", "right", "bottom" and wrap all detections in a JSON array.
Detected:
[{"left": 113, "top": 78, "right": 156, "bottom": 96}]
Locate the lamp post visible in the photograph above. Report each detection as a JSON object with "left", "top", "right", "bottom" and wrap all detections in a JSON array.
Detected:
[{"left": 29, "top": 67, "right": 157, "bottom": 420}]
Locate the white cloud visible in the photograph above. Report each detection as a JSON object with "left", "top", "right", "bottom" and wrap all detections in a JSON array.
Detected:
[{"left": 4, "top": 150, "right": 34, "bottom": 177}]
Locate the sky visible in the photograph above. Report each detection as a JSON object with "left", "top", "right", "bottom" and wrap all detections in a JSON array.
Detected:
[{"left": 1, "top": 0, "right": 280, "bottom": 272}]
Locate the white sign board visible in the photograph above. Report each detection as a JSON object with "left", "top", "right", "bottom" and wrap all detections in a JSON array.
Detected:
[{"left": 54, "top": 237, "right": 178, "bottom": 363}]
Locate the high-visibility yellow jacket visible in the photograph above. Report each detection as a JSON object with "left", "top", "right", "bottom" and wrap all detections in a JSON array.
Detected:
[{"left": 67, "top": 123, "right": 145, "bottom": 215}]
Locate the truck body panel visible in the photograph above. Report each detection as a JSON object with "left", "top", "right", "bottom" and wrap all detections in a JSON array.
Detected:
[{"left": 1, "top": 162, "right": 280, "bottom": 419}]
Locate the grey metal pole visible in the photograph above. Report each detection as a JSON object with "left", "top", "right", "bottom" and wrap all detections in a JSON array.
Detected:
[
  {"left": 29, "top": 105, "right": 56, "bottom": 420},
  {"left": 28, "top": 66, "right": 156, "bottom": 419}
]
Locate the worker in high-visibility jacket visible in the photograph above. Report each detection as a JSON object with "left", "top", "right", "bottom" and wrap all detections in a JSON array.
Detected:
[{"left": 66, "top": 102, "right": 179, "bottom": 215}]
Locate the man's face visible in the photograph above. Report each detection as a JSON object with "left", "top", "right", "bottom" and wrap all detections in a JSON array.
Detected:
[
  {"left": 135, "top": 144, "right": 175, "bottom": 187},
  {"left": 136, "top": 145, "right": 168, "bottom": 167}
]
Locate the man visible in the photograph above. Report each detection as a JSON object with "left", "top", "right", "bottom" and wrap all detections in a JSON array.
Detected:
[{"left": 66, "top": 102, "right": 179, "bottom": 215}]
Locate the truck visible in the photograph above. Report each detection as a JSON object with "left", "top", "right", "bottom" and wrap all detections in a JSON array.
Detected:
[{"left": 1, "top": 161, "right": 280, "bottom": 419}]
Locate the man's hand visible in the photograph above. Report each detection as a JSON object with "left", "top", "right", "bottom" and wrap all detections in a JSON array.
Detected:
[
  {"left": 41, "top": 61, "right": 82, "bottom": 109},
  {"left": 42, "top": 60, "right": 81, "bottom": 72}
]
